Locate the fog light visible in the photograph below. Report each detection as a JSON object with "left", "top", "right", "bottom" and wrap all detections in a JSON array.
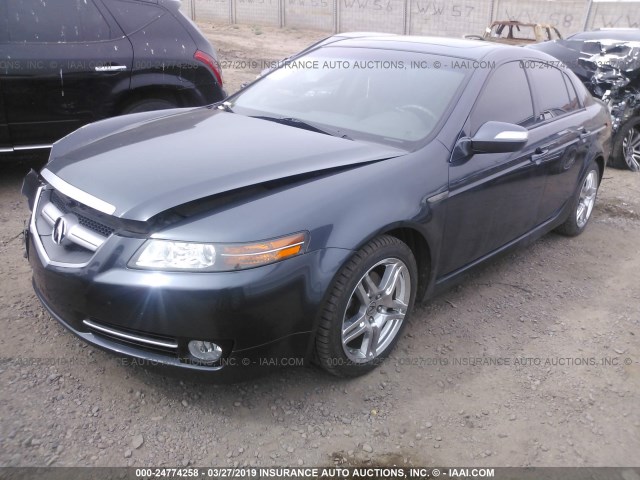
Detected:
[{"left": 188, "top": 340, "right": 223, "bottom": 363}]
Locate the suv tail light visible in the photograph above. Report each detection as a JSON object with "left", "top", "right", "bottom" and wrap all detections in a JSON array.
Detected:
[{"left": 194, "top": 50, "right": 223, "bottom": 88}]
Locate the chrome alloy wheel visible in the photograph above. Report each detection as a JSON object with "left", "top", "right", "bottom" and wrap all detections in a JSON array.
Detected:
[
  {"left": 622, "top": 125, "right": 640, "bottom": 171},
  {"left": 576, "top": 170, "right": 599, "bottom": 229},
  {"left": 341, "top": 258, "right": 411, "bottom": 363}
]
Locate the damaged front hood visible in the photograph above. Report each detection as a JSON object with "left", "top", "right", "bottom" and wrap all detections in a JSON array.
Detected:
[
  {"left": 577, "top": 39, "right": 640, "bottom": 93},
  {"left": 531, "top": 38, "right": 640, "bottom": 91},
  {"left": 43, "top": 107, "right": 406, "bottom": 221}
]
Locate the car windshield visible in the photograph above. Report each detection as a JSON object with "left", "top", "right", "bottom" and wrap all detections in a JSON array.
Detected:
[{"left": 229, "top": 47, "right": 469, "bottom": 147}]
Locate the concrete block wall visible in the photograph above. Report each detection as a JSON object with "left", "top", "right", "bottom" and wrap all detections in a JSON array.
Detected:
[
  {"left": 184, "top": 0, "right": 640, "bottom": 37},
  {"left": 493, "top": 0, "right": 590, "bottom": 35},
  {"left": 588, "top": 1, "right": 640, "bottom": 29},
  {"left": 192, "top": 0, "right": 231, "bottom": 23},
  {"left": 181, "top": 0, "right": 194, "bottom": 19},
  {"left": 235, "top": 0, "right": 281, "bottom": 25},
  {"left": 408, "top": 1, "right": 493, "bottom": 38},
  {"left": 338, "top": 0, "right": 405, "bottom": 34},
  {"left": 284, "top": 0, "right": 334, "bottom": 31}
]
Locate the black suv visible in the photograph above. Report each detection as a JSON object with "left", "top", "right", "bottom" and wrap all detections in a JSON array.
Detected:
[{"left": 0, "top": 0, "right": 224, "bottom": 156}]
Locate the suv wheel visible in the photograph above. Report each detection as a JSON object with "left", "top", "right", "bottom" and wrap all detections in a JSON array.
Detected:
[{"left": 611, "top": 118, "right": 640, "bottom": 171}]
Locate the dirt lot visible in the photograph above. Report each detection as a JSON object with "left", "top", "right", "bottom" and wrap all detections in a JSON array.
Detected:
[
  {"left": 1, "top": 24, "right": 639, "bottom": 469},
  {"left": 197, "top": 23, "right": 328, "bottom": 94}
]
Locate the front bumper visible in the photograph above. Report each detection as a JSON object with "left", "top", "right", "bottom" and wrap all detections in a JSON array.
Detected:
[{"left": 27, "top": 226, "right": 351, "bottom": 379}]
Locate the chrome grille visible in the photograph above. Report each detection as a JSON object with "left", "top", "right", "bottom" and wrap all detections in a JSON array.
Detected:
[
  {"left": 50, "top": 190, "right": 115, "bottom": 238},
  {"left": 30, "top": 187, "right": 113, "bottom": 267},
  {"left": 40, "top": 199, "right": 106, "bottom": 251}
]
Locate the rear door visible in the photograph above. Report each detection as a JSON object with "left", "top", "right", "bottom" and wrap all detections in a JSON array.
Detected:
[
  {"left": 440, "top": 61, "right": 549, "bottom": 275},
  {"left": 524, "top": 63, "right": 588, "bottom": 222},
  {"left": 1, "top": 0, "right": 132, "bottom": 147}
]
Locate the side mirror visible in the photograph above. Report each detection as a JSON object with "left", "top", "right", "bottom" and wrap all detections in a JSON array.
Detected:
[{"left": 471, "top": 121, "right": 528, "bottom": 154}]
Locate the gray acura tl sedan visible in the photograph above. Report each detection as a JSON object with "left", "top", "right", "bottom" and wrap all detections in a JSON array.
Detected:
[{"left": 22, "top": 35, "right": 611, "bottom": 380}]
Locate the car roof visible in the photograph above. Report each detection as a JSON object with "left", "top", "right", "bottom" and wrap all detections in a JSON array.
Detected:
[
  {"left": 333, "top": 32, "right": 396, "bottom": 38},
  {"left": 568, "top": 29, "right": 640, "bottom": 41},
  {"left": 320, "top": 34, "right": 551, "bottom": 61}
]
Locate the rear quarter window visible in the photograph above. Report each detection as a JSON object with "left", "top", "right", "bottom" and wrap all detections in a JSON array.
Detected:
[
  {"left": 107, "top": 0, "right": 165, "bottom": 35},
  {"left": 0, "top": 1, "right": 8, "bottom": 42},
  {"left": 568, "top": 71, "right": 594, "bottom": 106},
  {"left": 562, "top": 72, "right": 581, "bottom": 110}
]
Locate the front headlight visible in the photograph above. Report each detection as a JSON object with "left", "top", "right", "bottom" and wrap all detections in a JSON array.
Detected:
[{"left": 129, "top": 232, "right": 308, "bottom": 272}]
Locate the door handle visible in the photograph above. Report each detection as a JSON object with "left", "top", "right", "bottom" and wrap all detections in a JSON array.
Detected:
[
  {"left": 95, "top": 65, "right": 127, "bottom": 72},
  {"left": 531, "top": 148, "right": 549, "bottom": 165}
]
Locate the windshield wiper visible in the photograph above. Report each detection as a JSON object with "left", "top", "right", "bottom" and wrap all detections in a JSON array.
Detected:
[
  {"left": 253, "top": 116, "right": 353, "bottom": 140},
  {"left": 216, "top": 101, "right": 234, "bottom": 112}
]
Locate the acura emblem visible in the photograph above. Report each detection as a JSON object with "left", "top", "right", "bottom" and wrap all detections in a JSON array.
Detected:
[{"left": 52, "top": 216, "right": 69, "bottom": 245}]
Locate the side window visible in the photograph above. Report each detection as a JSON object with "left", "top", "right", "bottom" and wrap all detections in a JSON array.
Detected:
[
  {"left": 470, "top": 62, "right": 535, "bottom": 134},
  {"left": 527, "top": 63, "right": 575, "bottom": 122},
  {"left": 7, "top": 0, "right": 112, "bottom": 43}
]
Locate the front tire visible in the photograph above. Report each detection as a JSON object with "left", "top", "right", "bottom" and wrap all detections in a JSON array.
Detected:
[
  {"left": 315, "top": 235, "right": 418, "bottom": 377},
  {"left": 555, "top": 161, "right": 600, "bottom": 237},
  {"left": 611, "top": 118, "right": 640, "bottom": 171}
]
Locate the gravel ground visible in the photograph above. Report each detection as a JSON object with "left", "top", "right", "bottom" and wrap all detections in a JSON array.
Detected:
[{"left": 1, "top": 24, "right": 639, "bottom": 469}]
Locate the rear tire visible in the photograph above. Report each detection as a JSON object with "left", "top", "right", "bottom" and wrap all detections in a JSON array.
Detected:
[
  {"left": 315, "top": 235, "right": 417, "bottom": 377},
  {"left": 122, "top": 98, "right": 177, "bottom": 114},
  {"left": 555, "top": 160, "right": 600, "bottom": 237},
  {"left": 610, "top": 118, "right": 640, "bottom": 171}
]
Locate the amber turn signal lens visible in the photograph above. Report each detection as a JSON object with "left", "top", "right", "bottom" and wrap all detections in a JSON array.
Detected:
[{"left": 219, "top": 233, "right": 307, "bottom": 270}]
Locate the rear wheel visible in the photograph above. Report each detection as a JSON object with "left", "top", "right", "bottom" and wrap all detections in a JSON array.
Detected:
[
  {"left": 555, "top": 161, "right": 600, "bottom": 237},
  {"left": 122, "top": 98, "right": 177, "bottom": 114},
  {"left": 315, "top": 235, "right": 417, "bottom": 377},
  {"left": 611, "top": 118, "right": 640, "bottom": 171}
]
